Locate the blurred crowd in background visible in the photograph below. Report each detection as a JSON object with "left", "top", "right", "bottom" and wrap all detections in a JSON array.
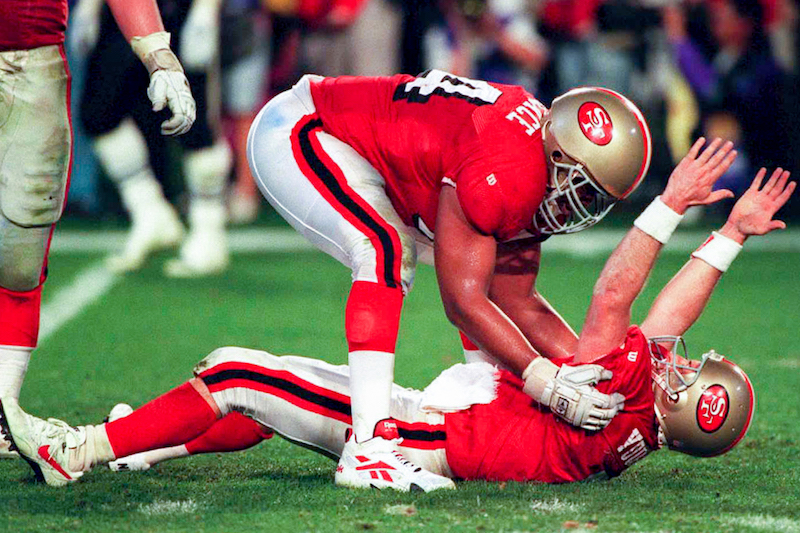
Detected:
[{"left": 65, "top": 0, "right": 800, "bottom": 225}]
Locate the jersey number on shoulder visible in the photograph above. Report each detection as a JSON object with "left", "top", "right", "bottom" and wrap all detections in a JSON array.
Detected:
[{"left": 393, "top": 69, "right": 502, "bottom": 106}]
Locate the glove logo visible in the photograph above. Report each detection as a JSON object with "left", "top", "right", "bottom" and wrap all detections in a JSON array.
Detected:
[
  {"left": 578, "top": 102, "right": 613, "bottom": 146},
  {"left": 555, "top": 397, "right": 570, "bottom": 416},
  {"left": 696, "top": 384, "right": 729, "bottom": 433}
]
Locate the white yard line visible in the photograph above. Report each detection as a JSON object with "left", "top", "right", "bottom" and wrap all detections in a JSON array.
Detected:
[
  {"left": 724, "top": 515, "right": 800, "bottom": 533},
  {"left": 48, "top": 227, "right": 800, "bottom": 256},
  {"left": 38, "top": 262, "right": 118, "bottom": 344}
]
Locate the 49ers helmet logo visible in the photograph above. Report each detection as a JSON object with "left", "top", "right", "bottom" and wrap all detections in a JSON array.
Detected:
[
  {"left": 578, "top": 102, "right": 614, "bottom": 146},
  {"left": 697, "top": 385, "right": 729, "bottom": 433}
]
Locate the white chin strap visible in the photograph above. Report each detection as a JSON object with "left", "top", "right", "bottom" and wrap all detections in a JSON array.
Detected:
[{"left": 533, "top": 161, "right": 615, "bottom": 235}]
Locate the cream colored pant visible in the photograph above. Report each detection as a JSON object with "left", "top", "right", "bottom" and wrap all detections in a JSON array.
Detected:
[{"left": 0, "top": 44, "right": 70, "bottom": 290}]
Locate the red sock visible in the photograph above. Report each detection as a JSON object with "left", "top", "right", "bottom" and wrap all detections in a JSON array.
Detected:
[
  {"left": 0, "top": 285, "right": 43, "bottom": 347},
  {"left": 185, "top": 412, "right": 273, "bottom": 455},
  {"left": 106, "top": 380, "right": 219, "bottom": 459},
  {"left": 345, "top": 281, "right": 404, "bottom": 352}
]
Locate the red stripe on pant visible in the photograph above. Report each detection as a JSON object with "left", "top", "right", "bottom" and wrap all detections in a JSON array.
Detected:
[
  {"left": 199, "top": 361, "right": 353, "bottom": 424},
  {"left": 198, "top": 363, "right": 448, "bottom": 451},
  {"left": 290, "top": 113, "right": 403, "bottom": 289}
]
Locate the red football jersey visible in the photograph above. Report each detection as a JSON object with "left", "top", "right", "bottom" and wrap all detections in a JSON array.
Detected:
[
  {"left": 309, "top": 70, "right": 549, "bottom": 241},
  {"left": 444, "top": 326, "right": 660, "bottom": 483},
  {"left": 0, "top": 0, "right": 67, "bottom": 51}
]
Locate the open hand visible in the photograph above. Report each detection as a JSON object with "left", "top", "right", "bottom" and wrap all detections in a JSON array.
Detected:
[
  {"left": 661, "top": 137, "right": 737, "bottom": 214},
  {"left": 723, "top": 168, "right": 796, "bottom": 241}
]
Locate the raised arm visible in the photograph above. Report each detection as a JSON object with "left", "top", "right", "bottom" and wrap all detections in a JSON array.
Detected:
[
  {"left": 641, "top": 168, "right": 795, "bottom": 338},
  {"left": 574, "top": 138, "right": 736, "bottom": 363}
]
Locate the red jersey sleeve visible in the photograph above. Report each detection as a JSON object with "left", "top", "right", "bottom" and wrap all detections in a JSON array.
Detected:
[{"left": 454, "top": 135, "right": 548, "bottom": 241}]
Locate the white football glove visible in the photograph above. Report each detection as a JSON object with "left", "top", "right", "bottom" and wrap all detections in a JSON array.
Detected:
[
  {"left": 523, "top": 357, "right": 625, "bottom": 431},
  {"left": 148, "top": 65, "right": 196, "bottom": 135},
  {"left": 131, "top": 32, "right": 196, "bottom": 136},
  {"left": 179, "top": 0, "right": 221, "bottom": 71}
]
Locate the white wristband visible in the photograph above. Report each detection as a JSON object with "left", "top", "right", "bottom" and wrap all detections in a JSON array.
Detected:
[
  {"left": 691, "top": 231, "right": 742, "bottom": 272},
  {"left": 131, "top": 31, "right": 172, "bottom": 63},
  {"left": 633, "top": 196, "right": 684, "bottom": 244}
]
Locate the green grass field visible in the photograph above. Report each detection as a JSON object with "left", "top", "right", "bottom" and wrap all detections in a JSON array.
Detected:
[{"left": 1, "top": 225, "right": 799, "bottom": 533}]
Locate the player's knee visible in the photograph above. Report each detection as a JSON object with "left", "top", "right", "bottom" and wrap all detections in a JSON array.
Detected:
[
  {"left": 0, "top": 173, "right": 65, "bottom": 228},
  {"left": 194, "top": 346, "right": 283, "bottom": 377},
  {"left": 0, "top": 213, "right": 49, "bottom": 290},
  {"left": 351, "top": 232, "right": 417, "bottom": 294},
  {"left": 194, "top": 346, "right": 244, "bottom": 375},
  {"left": 397, "top": 230, "right": 417, "bottom": 293},
  {"left": 0, "top": 267, "right": 42, "bottom": 293},
  {"left": 184, "top": 142, "right": 233, "bottom": 197}
]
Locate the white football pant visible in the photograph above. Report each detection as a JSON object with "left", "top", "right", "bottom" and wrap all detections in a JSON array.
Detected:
[{"left": 195, "top": 346, "right": 453, "bottom": 477}]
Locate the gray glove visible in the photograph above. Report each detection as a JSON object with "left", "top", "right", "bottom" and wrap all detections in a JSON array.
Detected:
[{"left": 522, "top": 358, "right": 625, "bottom": 431}]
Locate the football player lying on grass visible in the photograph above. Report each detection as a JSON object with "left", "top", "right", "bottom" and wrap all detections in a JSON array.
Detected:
[{"left": 1, "top": 139, "right": 794, "bottom": 489}]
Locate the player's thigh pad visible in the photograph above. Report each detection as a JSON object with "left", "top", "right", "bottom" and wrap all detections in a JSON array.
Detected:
[
  {"left": 248, "top": 76, "right": 417, "bottom": 292},
  {"left": 0, "top": 45, "right": 70, "bottom": 228}
]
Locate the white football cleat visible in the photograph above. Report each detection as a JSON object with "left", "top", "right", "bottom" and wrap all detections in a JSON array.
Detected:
[
  {"left": 0, "top": 398, "right": 88, "bottom": 486},
  {"left": 335, "top": 420, "right": 455, "bottom": 493},
  {"left": 164, "top": 200, "right": 228, "bottom": 278},
  {"left": 106, "top": 202, "right": 185, "bottom": 273},
  {"left": 109, "top": 452, "right": 152, "bottom": 472}
]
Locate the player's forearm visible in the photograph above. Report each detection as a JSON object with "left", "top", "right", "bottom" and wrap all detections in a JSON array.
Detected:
[
  {"left": 641, "top": 258, "right": 722, "bottom": 338},
  {"left": 442, "top": 292, "right": 540, "bottom": 374},
  {"left": 106, "top": 0, "right": 165, "bottom": 42},
  {"left": 497, "top": 293, "right": 578, "bottom": 360},
  {"left": 641, "top": 221, "right": 743, "bottom": 337},
  {"left": 576, "top": 227, "right": 663, "bottom": 362}
]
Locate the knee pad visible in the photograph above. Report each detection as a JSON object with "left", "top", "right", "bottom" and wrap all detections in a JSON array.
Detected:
[
  {"left": 0, "top": 140, "right": 68, "bottom": 229},
  {"left": 0, "top": 212, "right": 50, "bottom": 290},
  {"left": 184, "top": 142, "right": 233, "bottom": 198},
  {"left": 92, "top": 118, "right": 151, "bottom": 184}
]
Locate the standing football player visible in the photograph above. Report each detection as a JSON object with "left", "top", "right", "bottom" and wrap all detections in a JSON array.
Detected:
[
  {"left": 243, "top": 70, "right": 664, "bottom": 490},
  {"left": 3, "top": 138, "right": 790, "bottom": 488},
  {"left": 0, "top": 0, "right": 196, "bottom": 457}
]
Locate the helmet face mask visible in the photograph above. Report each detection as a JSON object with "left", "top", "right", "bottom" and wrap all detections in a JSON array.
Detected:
[
  {"left": 648, "top": 337, "right": 755, "bottom": 458},
  {"left": 533, "top": 156, "right": 616, "bottom": 234},
  {"left": 649, "top": 336, "right": 705, "bottom": 399}
]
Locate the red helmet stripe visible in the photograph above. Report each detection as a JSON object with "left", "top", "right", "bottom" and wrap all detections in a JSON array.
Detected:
[{"left": 593, "top": 87, "right": 652, "bottom": 198}]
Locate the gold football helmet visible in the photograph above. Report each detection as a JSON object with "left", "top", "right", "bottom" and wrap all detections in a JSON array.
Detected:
[
  {"left": 649, "top": 337, "right": 755, "bottom": 458},
  {"left": 534, "top": 87, "right": 652, "bottom": 234}
]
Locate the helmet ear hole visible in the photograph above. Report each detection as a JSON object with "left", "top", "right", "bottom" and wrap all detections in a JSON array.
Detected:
[{"left": 552, "top": 150, "right": 563, "bottom": 162}]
